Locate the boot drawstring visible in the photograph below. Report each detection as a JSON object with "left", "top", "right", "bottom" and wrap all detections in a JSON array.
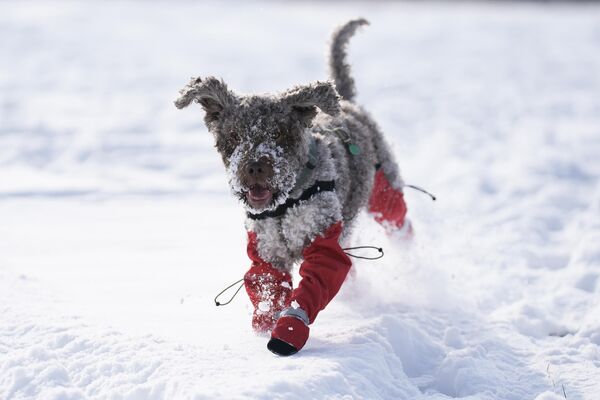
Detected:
[
  {"left": 214, "top": 278, "right": 244, "bottom": 306},
  {"left": 342, "top": 246, "right": 384, "bottom": 260},
  {"left": 404, "top": 184, "right": 437, "bottom": 201},
  {"left": 214, "top": 245, "right": 384, "bottom": 307}
]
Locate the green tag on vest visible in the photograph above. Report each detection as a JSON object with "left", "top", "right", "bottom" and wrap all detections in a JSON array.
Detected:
[{"left": 348, "top": 143, "right": 361, "bottom": 155}]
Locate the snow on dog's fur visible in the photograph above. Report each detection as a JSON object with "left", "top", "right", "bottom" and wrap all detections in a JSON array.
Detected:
[{"left": 175, "top": 19, "right": 405, "bottom": 270}]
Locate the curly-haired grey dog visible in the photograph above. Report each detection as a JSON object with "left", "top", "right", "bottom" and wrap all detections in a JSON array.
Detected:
[{"left": 175, "top": 19, "right": 410, "bottom": 356}]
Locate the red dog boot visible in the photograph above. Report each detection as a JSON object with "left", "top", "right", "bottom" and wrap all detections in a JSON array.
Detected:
[
  {"left": 368, "top": 169, "right": 412, "bottom": 236},
  {"left": 244, "top": 231, "right": 293, "bottom": 332},
  {"left": 268, "top": 222, "right": 352, "bottom": 356},
  {"left": 268, "top": 312, "right": 310, "bottom": 356}
]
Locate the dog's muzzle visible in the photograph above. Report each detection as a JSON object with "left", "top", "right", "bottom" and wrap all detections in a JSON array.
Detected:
[{"left": 242, "top": 159, "right": 274, "bottom": 209}]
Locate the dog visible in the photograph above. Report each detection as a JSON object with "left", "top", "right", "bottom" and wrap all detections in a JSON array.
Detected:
[{"left": 175, "top": 19, "right": 410, "bottom": 356}]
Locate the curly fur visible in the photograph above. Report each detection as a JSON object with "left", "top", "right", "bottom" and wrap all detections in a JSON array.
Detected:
[{"left": 175, "top": 19, "right": 404, "bottom": 270}]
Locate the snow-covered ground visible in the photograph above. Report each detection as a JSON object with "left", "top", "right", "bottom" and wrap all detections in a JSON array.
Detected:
[{"left": 1, "top": 1, "right": 600, "bottom": 399}]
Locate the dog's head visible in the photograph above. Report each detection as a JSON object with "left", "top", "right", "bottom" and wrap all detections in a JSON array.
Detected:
[{"left": 175, "top": 77, "right": 340, "bottom": 212}]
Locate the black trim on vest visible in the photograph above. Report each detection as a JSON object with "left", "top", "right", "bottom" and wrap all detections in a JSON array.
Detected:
[{"left": 247, "top": 180, "right": 335, "bottom": 221}]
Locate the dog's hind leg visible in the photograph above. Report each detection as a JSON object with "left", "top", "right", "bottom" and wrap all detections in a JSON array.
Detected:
[
  {"left": 366, "top": 116, "right": 411, "bottom": 231},
  {"left": 369, "top": 167, "right": 412, "bottom": 235},
  {"left": 343, "top": 104, "right": 412, "bottom": 234},
  {"left": 368, "top": 125, "right": 412, "bottom": 235}
]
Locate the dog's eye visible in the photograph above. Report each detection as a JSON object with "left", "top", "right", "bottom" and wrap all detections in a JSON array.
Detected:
[{"left": 227, "top": 131, "right": 241, "bottom": 144}]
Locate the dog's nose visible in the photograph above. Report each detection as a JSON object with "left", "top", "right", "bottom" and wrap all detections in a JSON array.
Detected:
[
  {"left": 244, "top": 160, "right": 273, "bottom": 182},
  {"left": 245, "top": 160, "right": 272, "bottom": 180}
]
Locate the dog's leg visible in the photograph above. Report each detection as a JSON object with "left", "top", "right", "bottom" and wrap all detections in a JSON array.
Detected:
[
  {"left": 268, "top": 222, "right": 352, "bottom": 356},
  {"left": 339, "top": 104, "right": 411, "bottom": 234},
  {"left": 368, "top": 168, "right": 412, "bottom": 235},
  {"left": 350, "top": 109, "right": 412, "bottom": 235},
  {"left": 244, "top": 231, "right": 293, "bottom": 332}
]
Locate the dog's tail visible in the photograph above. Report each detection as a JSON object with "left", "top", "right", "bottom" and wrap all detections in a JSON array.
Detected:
[{"left": 329, "top": 18, "right": 369, "bottom": 102}]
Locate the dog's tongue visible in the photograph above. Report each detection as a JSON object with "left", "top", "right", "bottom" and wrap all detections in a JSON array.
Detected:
[{"left": 248, "top": 186, "right": 271, "bottom": 202}]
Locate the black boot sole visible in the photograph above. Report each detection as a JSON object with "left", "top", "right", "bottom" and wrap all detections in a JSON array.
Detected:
[{"left": 267, "top": 338, "right": 298, "bottom": 356}]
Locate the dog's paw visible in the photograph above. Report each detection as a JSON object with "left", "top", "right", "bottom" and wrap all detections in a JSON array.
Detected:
[
  {"left": 268, "top": 316, "right": 310, "bottom": 356},
  {"left": 267, "top": 338, "right": 299, "bottom": 356}
]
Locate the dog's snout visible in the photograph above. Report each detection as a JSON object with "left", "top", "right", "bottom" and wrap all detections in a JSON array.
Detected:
[
  {"left": 245, "top": 160, "right": 272, "bottom": 180},
  {"left": 246, "top": 162, "right": 263, "bottom": 176}
]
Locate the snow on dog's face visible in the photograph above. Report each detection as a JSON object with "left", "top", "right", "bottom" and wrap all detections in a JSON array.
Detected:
[{"left": 175, "top": 77, "right": 340, "bottom": 212}]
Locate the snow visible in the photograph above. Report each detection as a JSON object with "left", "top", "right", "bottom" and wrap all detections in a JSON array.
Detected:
[{"left": 1, "top": 1, "right": 600, "bottom": 399}]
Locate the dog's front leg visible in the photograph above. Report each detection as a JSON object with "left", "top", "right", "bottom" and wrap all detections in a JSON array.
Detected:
[
  {"left": 268, "top": 222, "right": 352, "bottom": 356},
  {"left": 244, "top": 231, "right": 293, "bottom": 333}
]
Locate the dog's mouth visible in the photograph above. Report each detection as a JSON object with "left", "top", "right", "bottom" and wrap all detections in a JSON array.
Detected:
[{"left": 245, "top": 184, "right": 273, "bottom": 209}]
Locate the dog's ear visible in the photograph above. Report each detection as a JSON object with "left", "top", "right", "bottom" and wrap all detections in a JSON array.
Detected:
[
  {"left": 280, "top": 81, "right": 341, "bottom": 126},
  {"left": 174, "top": 76, "right": 237, "bottom": 122}
]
